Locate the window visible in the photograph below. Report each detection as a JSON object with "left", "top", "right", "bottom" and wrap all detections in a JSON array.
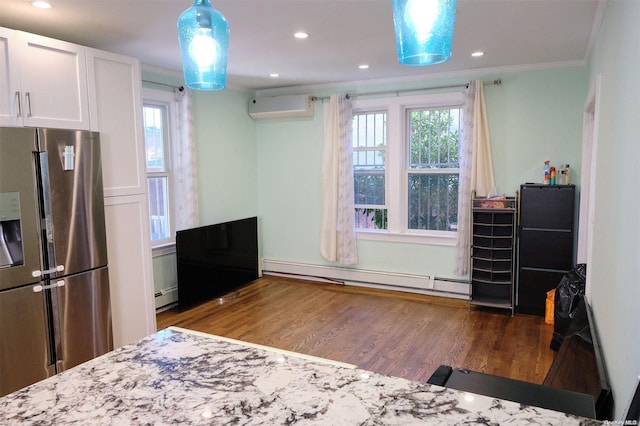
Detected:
[
  {"left": 407, "top": 107, "right": 461, "bottom": 231},
  {"left": 143, "top": 88, "right": 177, "bottom": 247},
  {"left": 353, "top": 111, "right": 387, "bottom": 229},
  {"left": 352, "top": 92, "right": 464, "bottom": 245}
]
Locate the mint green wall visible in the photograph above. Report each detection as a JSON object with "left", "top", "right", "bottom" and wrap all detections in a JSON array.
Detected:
[
  {"left": 256, "top": 116, "right": 325, "bottom": 264},
  {"left": 192, "top": 90, "right": 258, "bottom": 224},
  {"left": 587, "top": 0, "right": 640, "bottom": 418},
  {"left": 256, "top": 67, "right": 587, "bottom": 279},
  {"left": 487, "top": 69, "right": 586, "bottom": 191}
]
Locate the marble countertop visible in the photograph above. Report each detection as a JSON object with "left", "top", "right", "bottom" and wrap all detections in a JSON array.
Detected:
[{"left": 0, "top": 327, "right": 600, "bottom": 425}]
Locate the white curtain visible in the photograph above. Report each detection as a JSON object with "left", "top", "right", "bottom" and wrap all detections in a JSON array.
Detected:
[
  {"left": 455, "top": 80, "right": 496, "bottom": 275},
  {"left": 172, "top": 88, "right": 199, "bottom": 231},
  {"left": 320, "top": 93, "right": 358, "bottom": 265}
]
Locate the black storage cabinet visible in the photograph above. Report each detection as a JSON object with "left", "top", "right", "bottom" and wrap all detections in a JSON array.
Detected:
[{"left": 517, "top": 184, "right": 575, "bottom": 315}]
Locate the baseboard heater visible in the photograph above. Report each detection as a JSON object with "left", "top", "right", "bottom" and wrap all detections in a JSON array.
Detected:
[
  {"left": 261, "top": 259, "right": 470, "bottom": 299},
  {"left": 155, "top": 286, "right": 178, "bottom": 310}
]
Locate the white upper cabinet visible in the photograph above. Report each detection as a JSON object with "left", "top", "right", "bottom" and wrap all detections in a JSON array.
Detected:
[
  {"left": 86, "top": 48, "right": 146, "bottom": 197},
  {"left": 0, "top": 28, "right": 21, "bottom": 127},
  {"left": 0, "top": 28, "right": 90, "bottom": 130}
]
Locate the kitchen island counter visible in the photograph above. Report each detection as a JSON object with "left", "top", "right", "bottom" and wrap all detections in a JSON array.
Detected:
[{"left": 0, "top": 327, "right": 599, "bottom": 425}]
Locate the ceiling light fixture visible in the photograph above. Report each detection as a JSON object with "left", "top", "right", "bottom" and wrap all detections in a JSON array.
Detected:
[
  {"left": 471, "top": 51, "right": 484, "bottom": 57},
  {"left": 177, "top": 0, "right": 229, "bottom": 91},
  {"left": 358, "top": 64, "right": 370, "bottom": 69},
  {"left": 294, "top": 32, "right": 309, "bottom": 39},
  {"left": 392, "top": 0, "right": 457, "bottom": 66},
  {"left": 31, "top": 1, "right": 52, "bottom": 9},
  {"left": 269, "top": 73, "right": 280, "bottom": 78}
]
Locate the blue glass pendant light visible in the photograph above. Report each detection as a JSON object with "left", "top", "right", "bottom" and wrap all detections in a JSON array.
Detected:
[
  {"left": 392, "top": 0, "right": 457, "bottom": 66},
  {"left": 177, "top": 0, "right": 229, "bottom": 90}
]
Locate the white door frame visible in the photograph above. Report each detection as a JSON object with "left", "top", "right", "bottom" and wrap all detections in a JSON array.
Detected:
[{"left": 577, "top": 74, "right": 601, "bottom": 301}]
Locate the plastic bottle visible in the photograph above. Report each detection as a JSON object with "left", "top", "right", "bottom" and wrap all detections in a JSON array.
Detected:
[
  {"left": 564, "top": 164, "right": 571, "bottom": 185},
  {"left": 550, "top": 166, "right": 556, "bottom": 185},
  {"left": 543, "top": 160, "right": 550, "bottom": 185}
]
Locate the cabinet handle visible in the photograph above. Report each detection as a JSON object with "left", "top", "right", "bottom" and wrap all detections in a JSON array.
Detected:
[
  {"left": 25, "top": 92, "right": 32, "bottom": 117},
  {"left": 15, "top": 92, "right": 22, "bottom": 117}
]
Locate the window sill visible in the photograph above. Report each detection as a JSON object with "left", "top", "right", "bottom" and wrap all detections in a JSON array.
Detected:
[
  {"left": 152, "top": 242, "right": 176, "bottom": 257},
  {"left": 355, "top": 229, "right": 456, "bottom": 246}
]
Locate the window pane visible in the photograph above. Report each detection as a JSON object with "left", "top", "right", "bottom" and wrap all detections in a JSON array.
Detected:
[
  {"left": 408, "top": 173, "right": 458, "bottom": 231},
  {"left": 355, "top": 208, "right": 388, "bottom": 230},
  {"left": 148, "top": 177, "right": 170, "bottom": 241},
  {"left": 353, "top": 112, "right": 386, "bottom": 149},
  {"left": 409, "top": 108, "right": 461, "bottom": 169},
  {"left": 354, "top": 170, "right": 385, "bottom": 205},
  {"left": 143, "top": 105, "right": 166, "bottom": 172}
]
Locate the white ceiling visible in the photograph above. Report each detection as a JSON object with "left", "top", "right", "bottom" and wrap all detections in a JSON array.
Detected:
[{"left": 0, "top": 0, "right": 604, "bottom": 92}]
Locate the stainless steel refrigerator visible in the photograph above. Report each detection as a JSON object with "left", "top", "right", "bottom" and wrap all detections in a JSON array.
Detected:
[{"left": 0, "top": 127, "right": 113, "bottom": 397}]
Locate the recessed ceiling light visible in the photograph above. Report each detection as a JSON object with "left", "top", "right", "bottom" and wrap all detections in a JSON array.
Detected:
[
  {"left": 294, "top": 32, "right": 309, "bottom": 39},
  {"left": 358, "top": 64, "right": 370, "bottom": 70},
  {"left": 31, "top": 1, "right": 52, "bottom": 8},
  {"left": 471, "top": 51, "right": 484, "bottom": 57},
  {"left": 269, "top": 73, "right": 279, "bottom": 78}
]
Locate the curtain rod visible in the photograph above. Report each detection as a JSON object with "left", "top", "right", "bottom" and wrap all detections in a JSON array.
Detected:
[
  {"left": 313, "top": 79, "right": 502, "bottom": 101},
  {"left": 141, "top": 77, "right": 501, "bottom": 98},
  {"left": 142, "top": 79, "right": 185, "bottom": 92}
]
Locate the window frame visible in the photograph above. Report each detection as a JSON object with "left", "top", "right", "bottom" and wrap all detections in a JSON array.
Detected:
[
  {"left": 142, "top": 87, "right": 178, "bottom": 252},
  {"left": 352, "top": 92, "right": 464, "bottom": 246}
]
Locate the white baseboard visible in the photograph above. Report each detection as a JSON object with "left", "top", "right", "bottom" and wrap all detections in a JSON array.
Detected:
[
  {"left": 261, "top": 259, "right": 470, "bottom": 300},
  {"left": 154, "top": 286, "right": 178, "bottom": 310}
]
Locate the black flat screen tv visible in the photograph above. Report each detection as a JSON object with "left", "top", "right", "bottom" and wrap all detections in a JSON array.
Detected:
[{"left": 176, "top": 217, "right": 259, "bottom": 310}]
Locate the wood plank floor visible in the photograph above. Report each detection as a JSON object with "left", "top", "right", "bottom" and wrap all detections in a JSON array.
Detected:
[{"left": 156, "top": 275, "right": 556, "bottom": 385}]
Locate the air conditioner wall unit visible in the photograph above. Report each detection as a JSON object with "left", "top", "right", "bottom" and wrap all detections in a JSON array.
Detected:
[{"left": 248, "top": 94, "right": 314, "bottom": 119}]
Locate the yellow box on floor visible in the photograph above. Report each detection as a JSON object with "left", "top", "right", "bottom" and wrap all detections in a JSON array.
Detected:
[{"left": 545, "top": 290, "right": 555, "bottom": 325}]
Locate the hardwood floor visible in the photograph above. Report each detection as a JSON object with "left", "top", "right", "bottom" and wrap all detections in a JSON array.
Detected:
[{"left": 156, "top": 275, "right": 555, "bottom": 385}]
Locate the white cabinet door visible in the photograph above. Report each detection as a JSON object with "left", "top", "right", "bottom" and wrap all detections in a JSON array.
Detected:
[
  {"left": 86, "top": 48, "right": 146, "bottom": 197},
  {"left": 18, "top": 31, "right": 90, "bottom": 130},
  {"left": 104, "top": 194, "right": 157, "bottom": 348},
  {"left": 0, "top": 28, "right": 21, "bottom": 126},
  {"left": 89, "top": 48, "right": 156, "bottom": 349},
  {"left": 0, "top": 28, "right": 90, "bottom": 129}
]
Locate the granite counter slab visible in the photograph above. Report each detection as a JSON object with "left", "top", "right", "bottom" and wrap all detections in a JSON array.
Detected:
[{"left": 0, "top": 327, "right": 600, "bottom": 425}]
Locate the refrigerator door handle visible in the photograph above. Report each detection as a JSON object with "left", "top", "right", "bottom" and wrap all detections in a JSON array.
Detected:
[
  {"left": 32, "top": 280, "right": 65, "bottom": 293},
  {"left": 31, "top": 264, "right": 65, "bottom": 278},
  {"left": 37, "top": 151, "right": 58, "bottom": 261}
]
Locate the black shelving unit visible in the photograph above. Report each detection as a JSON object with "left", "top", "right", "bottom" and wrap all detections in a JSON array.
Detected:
[
  {"left": 517, "top": 184, "right": 576, "bottom": 316},
  {"left": 470, "top": 196, "right": 517, "bottom": 315}
]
